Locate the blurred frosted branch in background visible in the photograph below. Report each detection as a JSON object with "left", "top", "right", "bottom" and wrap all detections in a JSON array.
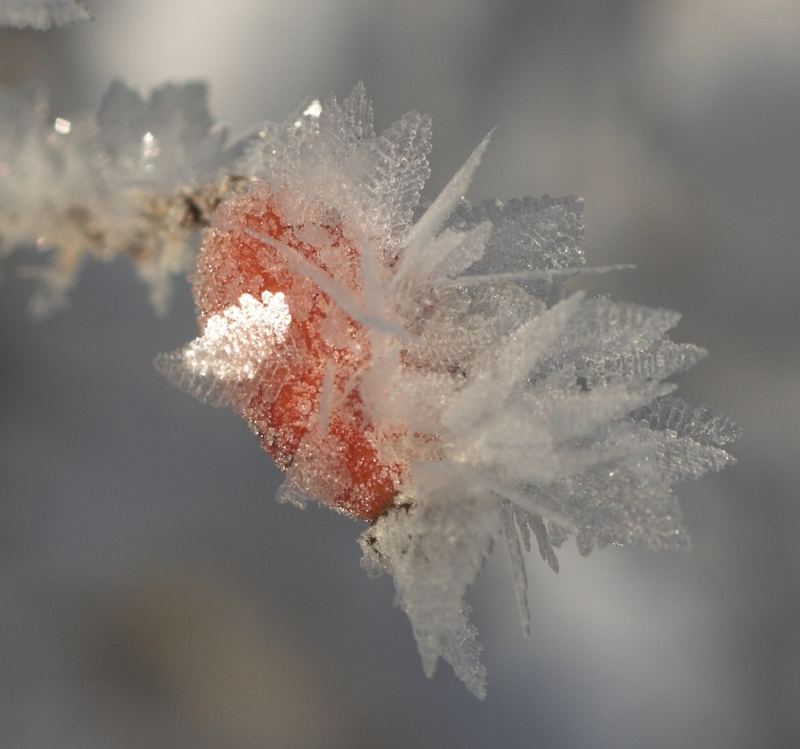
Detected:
[
  {"left": 0, "top": 81, "right": 236, "bottom": 314},
  {"left": 0, "top": 0, "right": 90, "bottom": 29}
]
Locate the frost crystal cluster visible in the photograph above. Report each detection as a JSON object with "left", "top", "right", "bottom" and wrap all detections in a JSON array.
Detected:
[
  {"left": 0, "top": 0, "right": 89, "bottom": 29},
  {"left": 154, "top": 85, "right": 739, "bottom": 698},
  {"left": 0, "top": 81, "right": 233, "bottom": 314}
]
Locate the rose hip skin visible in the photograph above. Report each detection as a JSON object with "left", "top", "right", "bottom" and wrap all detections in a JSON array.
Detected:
[{"left": 192, "top": 186, "right": 400, "bottom": 521}]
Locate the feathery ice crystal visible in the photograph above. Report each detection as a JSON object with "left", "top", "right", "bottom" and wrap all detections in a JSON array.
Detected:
[
  {"left": 157, "top": 84, "right": 739, "bottom": 697},
  {"left": 0, "top": 80, "right": 233, "bottom": 315}
]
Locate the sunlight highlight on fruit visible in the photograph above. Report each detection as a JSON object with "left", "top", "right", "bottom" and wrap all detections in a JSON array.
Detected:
[{"left": 192, "top": 184, "right": 403, "bottom": 520}]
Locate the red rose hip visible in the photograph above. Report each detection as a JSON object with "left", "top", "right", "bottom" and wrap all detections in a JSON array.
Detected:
[{"left": 192, "top": 184, "right": 402, "bottom": 521}]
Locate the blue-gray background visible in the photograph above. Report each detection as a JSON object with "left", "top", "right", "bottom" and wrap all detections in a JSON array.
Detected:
[{"left": 1, "top": 1, "right": 798, "bottom": 747}]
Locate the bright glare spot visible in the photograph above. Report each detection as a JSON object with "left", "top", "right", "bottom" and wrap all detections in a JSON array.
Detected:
[
  {"left": 53, "top": 117, "right": 71, "bottom": 135},
  {"left": 183, "top": 291, "right": 292, "bottom": 381},
  {"left": 302, "top": 100, "right": 322, "bottom": 118},
  {"left": 141, "top": 131, "right": 160, "bottom": 159}
]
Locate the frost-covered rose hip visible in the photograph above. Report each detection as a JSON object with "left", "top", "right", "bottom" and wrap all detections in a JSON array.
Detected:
[
  {"left": 192, "top": 184, "right": 403, "bottom": 521},
  {"left": 159, "top": 85, "right": 737, "bottom": 697}
]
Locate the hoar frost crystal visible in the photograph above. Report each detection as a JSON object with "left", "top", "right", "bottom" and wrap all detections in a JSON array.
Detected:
[
  {"left": 0, "top": 80, "right": 233, "bottom": 316},
  {"left": 0, "top": 77, "right": 738, "bottom": 697},
  {"left": 157, "top": 85, "right": 738, "bottom": 697}
]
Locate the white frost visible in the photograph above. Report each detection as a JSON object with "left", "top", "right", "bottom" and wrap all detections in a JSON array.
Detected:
[
  {"left": 154, "top": 84, "right": 739, "bottom": 697},
  {"left": 0, "top": 70, "right": 740, "bottom": 695},
  {"left": 0, "top": 80, "right": 231, "bottom": 315},
  {"left": 182, "top": 291, "right": 291, "bottom": 381}
]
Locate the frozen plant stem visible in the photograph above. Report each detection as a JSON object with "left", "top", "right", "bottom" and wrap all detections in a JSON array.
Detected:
[{"left": 0, "top": 81, "right": 239, "bottom": 315}]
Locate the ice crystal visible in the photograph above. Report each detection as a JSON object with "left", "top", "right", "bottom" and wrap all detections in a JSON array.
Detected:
[
  {"left": 0, "top": 81, "right": 234, "bottom": 315},
  {"left": 159, "top": 85, "right": 739, "bottom": 697},
  {"left": 0, "top": 0, "right": 90, "bottom": 29}
]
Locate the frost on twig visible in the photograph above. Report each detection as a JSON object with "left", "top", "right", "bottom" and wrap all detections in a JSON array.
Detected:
[
  {"left": 157, "top": 84, "right": 739, "bottom": 697},
  {"left": 1, "top": 77, "right": 736, "bottom": 696},
  {"left": 0, "top": 81, "right": 237, "bottom": 315},
  {"left": 0, "top": 0, "right": 90, "bottom": 29}
]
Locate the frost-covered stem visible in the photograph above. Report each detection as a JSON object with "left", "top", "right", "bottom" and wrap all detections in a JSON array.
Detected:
[{"left": 2, "top": 174, "right": 245, "bottom": 315}]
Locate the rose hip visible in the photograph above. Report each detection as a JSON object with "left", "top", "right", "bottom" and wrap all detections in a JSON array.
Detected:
[{"left": 192, "top": 185, "right": 401, "bottom": 521}]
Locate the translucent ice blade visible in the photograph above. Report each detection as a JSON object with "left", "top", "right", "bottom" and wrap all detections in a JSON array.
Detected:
[
  {"left": 397, "top": 132, "right": 493, "bottom": 280},
  {"left": 155, "top": 350, "right": 261, "bottom": 410},
  {"left": 363, "top": 109, "right": 432, "bottom": 247},
  {"left": 428, "top": 222, "right": 491, "bottom": 280},
  {"left": 358, "top": 493, "right": 498, "bottom": 699},
  {"left": 635, "top": 396, "right": 743, "bottom": 447},
  {"left": 501, "top": 501, "right": 531, "bottom": 637},
  {"left": 355, "top": 227, "right": 381, "bottom": 315},
  {"left": 444, "top": 195, "right": 586, "bottom": 276},
  {"left": 440, "top": 604, "right": 488, "bottom": 700},
  {"left": 245, "top": 228, "right": 411, "bottom": 339},
  {"left": 443, "top": 293, "right": 584, "bottom": 431},
  {"left": 390, "top": 221, "right": 491, "bottom": 290},
  {"left": 525, "top": 511, "right": 561, "bottom": 573},
  {"left": 530, "top": 381, "right": 676, "bottom": 444},
  {"left": 319, "top": 82, "right": 374, "bottom": 152},
  {"left": 438, "top": 263, "right": 635, "bottom": 288},
  {"left": 487, "top": 477, "right": 576, "bottom": 532}
]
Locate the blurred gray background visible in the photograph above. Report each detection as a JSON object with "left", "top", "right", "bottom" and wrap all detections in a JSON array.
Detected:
[{"left": 1, "top": 1, "right": 798, "bottom": 747}]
